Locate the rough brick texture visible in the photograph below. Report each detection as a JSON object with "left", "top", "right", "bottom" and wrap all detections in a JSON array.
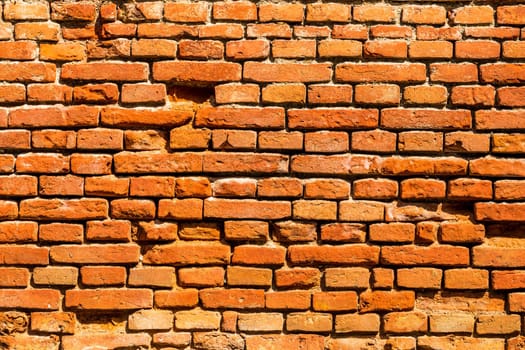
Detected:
[{"left": 0, "top": 0, "right": 524, "bottom": 348}]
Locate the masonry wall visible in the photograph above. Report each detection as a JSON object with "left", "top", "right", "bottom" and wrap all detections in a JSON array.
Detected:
[{"left": 0, "top": 0, "right": 524, "bottom": 349}]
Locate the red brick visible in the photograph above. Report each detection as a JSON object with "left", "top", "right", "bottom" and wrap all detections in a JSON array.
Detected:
[
  {"left": 352, "top": 130, "right": 397, "bottom": 153},
  {"left": 101, "top": 107, "right": 192, "bottom": 128},
  {"left": 382, "top": 109, "right": 471, "bottom": 130},
  {"left": 197, "top": 107, "right": 284, "bottom": 131},
  {"left": 355, "top": 84, "right": 400, "bottom": 105},
  {"left": 335, "top": 314, "right": 380, "bottom": 334},
  {"left": 452, "top": 6, "right": 494, "bottom": 24},
  {"left": 250, "top": 24, "right": 294, "bottom": 39},
  {"left": 201, "top": 288, "right": 264, "bottom": 309},
  {"left": 71, "top": 154, "right": 112, "bottom": 175},
  {"left": 294, "top": 26, "right": 331, "bottom": 38},
  {"left": 246, "top": 335, "right": 324, "bottom": 350},
  {"left": 359, "top": 291, "right": 415, "bottom": 312},
  {"left": 4, "top": 2, "right": 49, "bottom": 20},
  {"left": 354, "top": 4, "right": 396, "bottom": 23},
  {"left": 0, "top": 289, "right": 60, "bottom": 310},
  {"left": 51, "top": 244, "right": 139, "bottom": 264},
  {"left": 178, "top": 40, "right": 223, "bottom": 59},
  {"left": 130, "top": 176, "right": 175, "bottom": 197},
  {"left": 510, "top": 293, "right": 525, "bottom": 312},
  {"left": 275, "top": 268, "right": 320, "bottom": 289},
  {"left": 62, "top": 62, "right": 148, "bottom": 82},
  {"left": 471, "top": 157, "right": 525, "bottom": 177},
  {"left": 77, "top": 128, "right": 122, "bottom": 150},
  {"left": 353, "top": 179, "right": 397, "bottom": 200},
  {"left": 444, "top": 268, "right": 488, "bottom": 290},
  {"left": 0, "top": 62, "right": 55, "bottom": 83},
  {"left": 401, "top": 179, "right": 446, "bottom": 200},
  {"left": 200, "top": 24, "right": 243, "bottom": 39},
  {"left": 153, "top": 61, "right": 241, "bottom": 83},
  {"left": 369, "top": 223, "right": 415, "bottom": 243},
  {"left": 266, "top": 291, "right": 311, "bottom": 310},
  {"left": 74, "top": 84, "right": 119, "bottom": 104},
  {"left": 213, "top": 1, "right": 256, "bottom": 21},
  {"left": 39, "top": 175, "right": 83, "bottom": 196},
  {"left": 498, "top": 5, "right": 525, "bottom": 25},
  {"left": 472, "top": 246, "right": 524, "bottom": 268},
  {"left": 136, "top": 222, "right": 177, "bottom": 242},
  {"left": 287, "top": 312, "right": 332, "bottom": 332},
  {"left": 81, "top": 266, "right": 126, "bottom": 286},
  {"left": 308, "top": 85, "right": 352, "bottom": 105},
  {"left": 39, "top": 223, "right": 83, "bottom": 243},
  {"left": 492, "top": 271, "right": 525, "bottom": 290},
  {"left": 481, "top": 63, "right": 525, "bottom": 84},
  {"left": 30, "top": 312, "right": 76, "bottom": 334},
  {"left": 0, "top": 245, "right": 49, "bottom": 265},
  {"left": 431, "top": 63, "right": 478, "bottom": 83},
  {"left": 215, "top": 83, "right": 259, "bottom": 104},
  {"left": 336, "top": 63, "right": 426, "bottom": 83},
  {"left": 227, "top": 266, "right": 272, "bottom": 287},
  {"left": 224, "top": 220, "right": 268, "bottom": 241},
  {"left": 371, "top": 25, "right": 412, "bottom": 39},
  {"left": 332, "top": 24, "right": 368, "bottom": 40},
  {"left": 289, "top": 245, "right": 379, "bottom": 266},
  {"left": 259, "top": 3, "right": 304, "bottom": 22},
  {"left": 495, "top": 180, "right": 525, "bottom": 200},
  {"left": 313, "top": 291, "right": 357, "bottom": 311},
  {"left": 85, "top": 176, "right": 129, "bottom": 197},
  {"left": 0, "top": 267, "right": 29, "bottom": 287},
  {"left": 164, "top": 2, "right": 208, "bottom": 22},
  {"left": 0, "top": 175, "right": 36, "bottom": 196},
  {"left": 451, "top": 85, "right": 495, "bottom": 106},
  {"left": 244, "top": 62, "right": 331, "bottom": 83},
  {"left": 476, "top": 110, "right": 525, "bottom": 130},
  {"left": 144, "top": 242, "right": 230, "bottom": 265},
  {"left": 288, "top": 108, "right": 378, "bottom": 130},
  {"left": 20, "top": 198, "right": 107, "bottom": 220},
  {"left": 51, "top": 1, "right": 96, "bottom": 21},
  {"left": 66, "top": 289, "right": 152, "bottom": 310},
  {"left": 466, "top": 26, "right": 519, "bottom": 39},
  {"left": 114, "top": 152, "right": 202, "bottom": 174},
  {"left": 232, "top": 245, "right": 286, "bottom": 266},
  {"left": 33, "top": 266, "right": 78, "bottom": 286},
  {"left": 365, "top": 40, "right": 407, "bottom": 59},
  {"left": 213, "top": 178, "right": 256, "bottom": 197},
  {"left": 456, "top": 40, "right": 500, "bottom": 60},
  {"left": 179, "top": 267, "right": 225, "bottom": 287},
  {"left": 111, "top": 199, "right": 155, "bottom": 219},
  {"left": 86, "top": 220, "right": 130, "bottom": 242},
  {"left": 62, "top": 26, "right": 97, "bottom": 40},
  {"left": 138, "top": 23, "right": 198, "bottom": 38},
  {"left": 27, "top": 84, "right": 72, "bottom": 104},
  {"left": 155, "top": 290, "right": 199, "bottom": 308},
  {"left": 448, "top": 178, "right": 492, "bottom": 200},
  {"left": 40, "top": 42, "right": 86, "bottom": 61},
  {"left": 100, "top": 21, "right": 137, "bottom": 39},
  {"left": 129, "top": 267, "right": 175, "bottom": 288},
  {"left": 444, "top": 132, "right": 489, "bottom": 153},
  {"left": 306, "top": 3, "right": 350, "bottom": 22},
  {"left": 62, "top": 334, "right": 151, "bottom": 350},
  {"left": 318, "top": 40, "right": 362, "bottom": 58},
  {"left": 402, "top": 5, "right": 446, "bottom": 24},
  {"left": 381, "top": 246, "right": 469, "bottom": 266},
  {"left": 410, "top": 41, "right": 452, "bottom": 59},
  {"left": 503, "top": 41, "right": 525, "bottom": 58},
  {"left": 397, "top": 268, "right": 442, "bottom": 290},
  {"left": 204, "top": 198, "right": 290, "bottom": 220}
]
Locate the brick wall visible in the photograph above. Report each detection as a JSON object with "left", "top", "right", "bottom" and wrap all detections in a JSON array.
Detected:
[{"left": 0, "top": 0, "right": 524, "bottom": 349}]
